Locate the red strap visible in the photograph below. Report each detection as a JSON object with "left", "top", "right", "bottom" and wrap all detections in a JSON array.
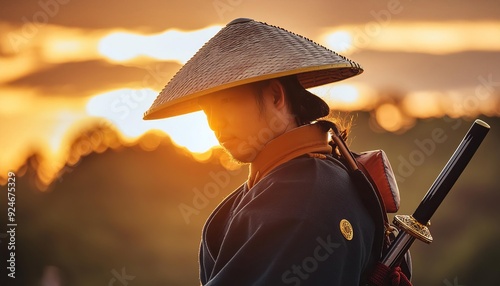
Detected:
[{"left": 368, "top": 262, "right": 412, "bottom": 286}]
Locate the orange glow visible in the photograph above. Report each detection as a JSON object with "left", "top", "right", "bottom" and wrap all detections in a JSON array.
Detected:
[
  {"left": 0, "top": 23, "right": 223, "bottom": 83},
  {"left": 309, "top": 84, "right": 378, "bottom": 111},
  {"left": 0, "top": 52, "right": 40, "bottom": 84},
  {"left": 2, "top": 24, "right": 103, "bottom": 64},
  {"left": 0, "top": 90, "right": 27, "bottom": 116},
  {"left": 0, "top": 88, "right": 89, "bottom": 184},
  {"left": 322, "top": 21, "right": 500, "bottom": 54},
  {"left": 402, "top": 91, "right": 444, "bottom": 118},
  {"left": 98, "top": 26, "right": 222, "bottom": 63},
  {"left": 402, "top": 88, "right": 500, "bottom": 118},
  {"left": 375, "top": 103, "right": 404, "bottom": 132},
  {"left": 41, "top": 33, "right": 101, "bottom": 64}
]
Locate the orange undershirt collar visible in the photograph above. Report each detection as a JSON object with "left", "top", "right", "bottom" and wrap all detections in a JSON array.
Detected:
[{"left": 248, "top": 123, "right": 332, "bottom": 189}]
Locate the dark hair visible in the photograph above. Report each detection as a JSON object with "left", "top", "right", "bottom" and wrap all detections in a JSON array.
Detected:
[
  {"left": 252, "top": 75, "right": 351, "bottom": 139},
  {"left": 276, "top": 75, "right": 330, "bottom": 125}
]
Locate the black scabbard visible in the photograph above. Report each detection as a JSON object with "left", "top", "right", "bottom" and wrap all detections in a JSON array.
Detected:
[{"left": 381, "top": 119, "right": 490, "bottom": 268}]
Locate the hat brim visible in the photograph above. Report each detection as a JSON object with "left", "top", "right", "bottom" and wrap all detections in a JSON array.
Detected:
[{"left": 144, "top": 64, "right": 361, "bottom": 119}]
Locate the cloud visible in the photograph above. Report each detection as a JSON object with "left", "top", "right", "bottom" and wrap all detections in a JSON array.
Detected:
[
  {"left": 5, "top": 60, "right": 181, "bottom": 97},
  {"left": 348, "top": 50, "right": 500, "bottom": 91},
  {"left": 2, "top": 0, "right": 500, "bottom": 39},
  {"left": 0, "top": 0, "right": 223, "bottom": 31}
]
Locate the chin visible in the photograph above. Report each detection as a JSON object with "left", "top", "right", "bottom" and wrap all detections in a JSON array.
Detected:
[
  {"left": 223, "top": 148, "right": 257, "bottom": 164},
  {"left": 220, "top": 140, "right": 260, "bottom": 164}
]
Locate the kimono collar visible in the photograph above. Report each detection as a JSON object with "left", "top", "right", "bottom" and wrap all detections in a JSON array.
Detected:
[{"left": 248, "top": 123, "right": 332, "bottom": 189}]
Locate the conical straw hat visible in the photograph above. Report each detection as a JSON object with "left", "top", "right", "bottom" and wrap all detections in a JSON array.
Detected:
[{"left": 144, "top": 18, "right": 362, "bottom": 120}]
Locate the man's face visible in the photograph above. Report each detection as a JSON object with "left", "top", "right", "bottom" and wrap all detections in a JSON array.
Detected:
[{"left": 199, "top": 83, "right": 291, "bottom": 163}]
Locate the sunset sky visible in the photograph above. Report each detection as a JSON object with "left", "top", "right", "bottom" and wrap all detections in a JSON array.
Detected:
[{"left": 1, "top": 0, "right": 499, "bottom": 184}]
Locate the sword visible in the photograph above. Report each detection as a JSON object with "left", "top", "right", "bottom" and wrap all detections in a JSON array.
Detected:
[{"left": 381, "top": 119, "right": 490, "bottom": 268}]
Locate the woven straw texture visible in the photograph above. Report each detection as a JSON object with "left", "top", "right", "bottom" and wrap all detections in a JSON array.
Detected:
[{"left": 144, "top": 18, "right": 363, "bottom": 119}]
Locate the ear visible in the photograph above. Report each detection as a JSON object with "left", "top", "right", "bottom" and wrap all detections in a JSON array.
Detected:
[{"left": 267, "top": 79, "right": 287, "bottom": 109}]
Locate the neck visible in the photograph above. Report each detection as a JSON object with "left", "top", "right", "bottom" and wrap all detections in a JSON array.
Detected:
[{"left": 248, "top": 123, "right": 332, "bottom": 189}]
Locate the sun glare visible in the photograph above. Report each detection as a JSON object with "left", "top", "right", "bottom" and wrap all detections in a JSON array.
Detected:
[
  {"left": 97, "top": 33, "right": 144, "bottom": 62},
  {"left": 98, "top": 26, "right": 222, "bottom": 63},
  {"left": 324, "top": 30, "right": 353, "bottom": 53},
  {"left": 86, "top": 89, "right": 218, "bottom": 153}
]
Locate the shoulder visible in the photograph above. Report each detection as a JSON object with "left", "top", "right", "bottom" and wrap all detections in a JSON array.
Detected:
[
  {"left": 253, "top": 155, "right": 354, "bottom": 207},
  {"left": 273, "top": 153, "right": 348, "bottom": 178},
  {"left": 239, "top": 155, "right": 368, "bottom": 227},
  {"left": 254, "top": 154, "right": 350, "bottom": 192}
]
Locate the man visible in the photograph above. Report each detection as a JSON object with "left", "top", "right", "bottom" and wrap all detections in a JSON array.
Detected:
[{"left": 144, "top": 18, "right": 379, "bottom": 285}]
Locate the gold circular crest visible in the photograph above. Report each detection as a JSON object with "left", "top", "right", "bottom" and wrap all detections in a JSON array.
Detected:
[{"left": 340, "top": 219, "right": 354, "bottom": 241}]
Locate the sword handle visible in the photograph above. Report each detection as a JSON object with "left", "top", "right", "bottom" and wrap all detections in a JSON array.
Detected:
[
  {"left": 413, "top": 119, "right": 490, "bottom": 224},
  {"left": 381, "top": 119, "right": 490, "bottom": 268}
]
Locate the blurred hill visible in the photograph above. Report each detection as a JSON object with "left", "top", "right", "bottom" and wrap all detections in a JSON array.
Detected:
[{"left": 0, "top": 113, "right": 499, "bottom": 285}]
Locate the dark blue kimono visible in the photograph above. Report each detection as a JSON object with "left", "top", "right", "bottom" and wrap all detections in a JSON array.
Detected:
[{"left": 200, "top": 154, "right": 376, "bottom": 285}]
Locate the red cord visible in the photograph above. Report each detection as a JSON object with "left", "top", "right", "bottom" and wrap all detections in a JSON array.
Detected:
[{"left": 368, "top": 262, "right": 412, "bottom": 286}]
